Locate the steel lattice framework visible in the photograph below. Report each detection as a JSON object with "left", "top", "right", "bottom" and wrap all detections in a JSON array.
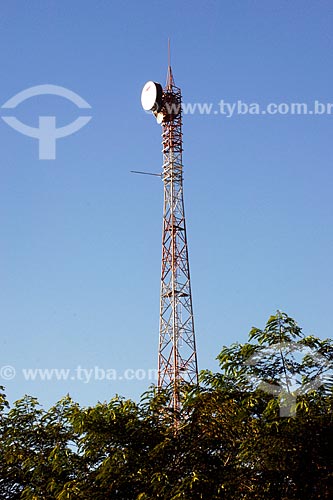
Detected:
[{"left": 158, "top": 65, "right": 198, "bottom": 413}]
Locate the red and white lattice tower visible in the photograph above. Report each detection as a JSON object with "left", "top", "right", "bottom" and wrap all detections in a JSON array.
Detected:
[{"left": 141, "top": 58, "right": 198, "bottom": 414}]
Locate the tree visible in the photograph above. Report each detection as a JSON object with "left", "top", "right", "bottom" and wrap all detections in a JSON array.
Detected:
[
  {"left": 0, "top": 312, "right": 332, "bottom": 499},
  {"left": 200, "top": 311, "right": 333, "bottom": 498},
  {"left": 0, "top": 392, "right": 81, "bottom": 500}
]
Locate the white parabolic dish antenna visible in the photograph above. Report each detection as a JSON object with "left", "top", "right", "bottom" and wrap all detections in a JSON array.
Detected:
[{"left": 141, "top": 81, "right": 163, "bottom": 111}]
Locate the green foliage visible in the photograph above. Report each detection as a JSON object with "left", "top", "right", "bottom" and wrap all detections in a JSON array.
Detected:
[{"left": 0, "top": 312, "right": 332, "bottom": 499}]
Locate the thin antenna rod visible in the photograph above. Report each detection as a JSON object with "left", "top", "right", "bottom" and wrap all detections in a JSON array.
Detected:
[
  {"left": 168, "top": 38, "right": 171, "bottom": 69},
  {"left": 130, "top": 170, "right": 161, "bottom": 177},
  {"left": 166, "top": 38, "right": 174, "bottom": 88}
]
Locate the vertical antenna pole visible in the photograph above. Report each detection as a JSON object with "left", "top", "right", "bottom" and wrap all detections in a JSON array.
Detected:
[
  {"left": 158, "top": 49, "right": 198, "bottom": 415},
  {"left": 140, "top": 44, "right": 198, "bottom": 419}
]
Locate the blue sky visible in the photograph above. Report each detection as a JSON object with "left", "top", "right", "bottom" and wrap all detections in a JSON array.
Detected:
[{"left": 0, "top": 0, "right": 332, "bottom": 407}]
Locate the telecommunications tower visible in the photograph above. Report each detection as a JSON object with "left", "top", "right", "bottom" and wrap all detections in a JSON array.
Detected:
[{"left": 140, "top": 51, "right": 198, "bottom": 413}]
